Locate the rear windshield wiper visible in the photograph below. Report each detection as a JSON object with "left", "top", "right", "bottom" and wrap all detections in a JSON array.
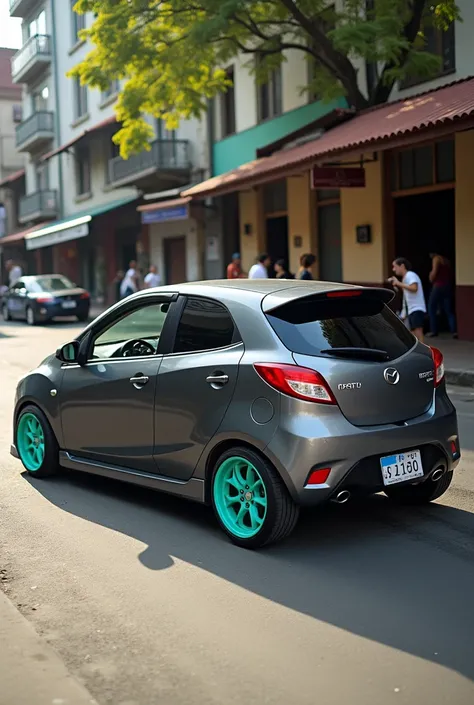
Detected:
[{"left": 320, "top": 347, "right": 390, "bottom": 361}]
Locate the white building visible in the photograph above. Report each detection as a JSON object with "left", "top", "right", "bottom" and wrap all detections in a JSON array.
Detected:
[{"left": 5, "top": 0, "right": 212, "bottom": 298}]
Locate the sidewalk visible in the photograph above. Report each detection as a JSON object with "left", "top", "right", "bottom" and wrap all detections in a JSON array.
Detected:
[
  {"left": 0, "top": 591, "right": 98, "bottom": 705},
  {"left": 435, "top": 337, "right": 474, "bottom": 388}
]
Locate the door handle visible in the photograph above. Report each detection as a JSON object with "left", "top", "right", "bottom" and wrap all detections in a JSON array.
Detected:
[
  {"left": 206, "top": 373, "right": 229, "bottom": 387},
  {"left": 130, "top": 374, "right": 149, "bottom": 388}
]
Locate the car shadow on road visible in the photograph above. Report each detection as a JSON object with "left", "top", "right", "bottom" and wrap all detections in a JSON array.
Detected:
[{"left": 26, "top": 469, "right": 474, "bottom": 684}]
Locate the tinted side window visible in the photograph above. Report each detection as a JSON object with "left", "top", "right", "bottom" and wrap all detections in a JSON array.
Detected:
[
  {"left": 173, "top": 297, "right": 235, "bottom": 353},
  {"left": 266, "top": 297, "right": 415, "bottom": 362}
]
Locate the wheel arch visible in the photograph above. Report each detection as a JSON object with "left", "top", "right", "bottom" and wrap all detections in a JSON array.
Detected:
[{"left": 14, "top": 397, "right": 62, "bottom": 448}]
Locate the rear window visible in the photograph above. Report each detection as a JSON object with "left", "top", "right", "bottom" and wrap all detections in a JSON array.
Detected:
[{"left": 266, "top": 296, "right": 415, "bottom": 361}]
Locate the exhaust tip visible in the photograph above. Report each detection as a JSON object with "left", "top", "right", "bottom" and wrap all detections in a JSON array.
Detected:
[
  {"left": 332, "top": 490, "right": 351, "bottom": 504},
  {"left": 431, "top": 467, "right": 445, "bottom": 482}
]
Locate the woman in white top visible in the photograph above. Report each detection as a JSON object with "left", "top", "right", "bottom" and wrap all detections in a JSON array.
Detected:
[
  {"left": 144, "top": 265, "right": 161, "bottom": 288},
  {"left": 119, "top": 260, "right": 139, "bottom": 299}
]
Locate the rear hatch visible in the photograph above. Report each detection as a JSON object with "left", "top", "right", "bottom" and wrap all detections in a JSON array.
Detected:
[{"left": 264, "top": 288, "right": 435, "bottom": 427}]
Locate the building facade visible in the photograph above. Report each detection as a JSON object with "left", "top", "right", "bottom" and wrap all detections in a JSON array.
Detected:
[
  {"left": 4, "top": 0, "right": 212, "bottom": 300},
  {"left": 184, "top": 0, "right": 474, "bottom": 340}
]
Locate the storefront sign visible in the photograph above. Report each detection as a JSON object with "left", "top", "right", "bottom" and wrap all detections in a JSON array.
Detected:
[
  {"left": 141, "top": 204, "right": 188, "bottom": 224},
  {"left": 310, "top": 166, "right": 366, "bottom": 189},
  {"left": 25, "top": 222, "right": 89, "bottom": 251}
]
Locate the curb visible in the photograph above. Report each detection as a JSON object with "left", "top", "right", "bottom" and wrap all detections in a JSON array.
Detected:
[
  {"left": 0, "top": 590, "right": 98, "bottom": 705},
  {"left": 445, "top": 369, "right": 474, "bottom": 388}
]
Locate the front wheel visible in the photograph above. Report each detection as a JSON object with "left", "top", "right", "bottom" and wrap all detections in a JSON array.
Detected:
[
  {"left": 211, "top": 447, "right": 299, "bottom": 549},
  {"left": 384, "top": 470, "right": 453, "bottom": 505},
  {"left": 16, "top": 406, "right": 60, "bottom": 478},
  {"left": 2, "top": 302, "right": 11, "bottom": 321},
  {"left": 26, "top": 306, "right": 37, "bottom": 326}
]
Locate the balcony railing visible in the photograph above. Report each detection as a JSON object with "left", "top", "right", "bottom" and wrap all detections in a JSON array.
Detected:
[
  {"left": 19, "top": 190, "right": 58, "bottom": 224},
  {"left": 11, "top": 34, "right": 51, "bottom": 83},
  {"left": 16, "top": 111, "right": 54, "bottom": 150},
  {"left": 109, "top": 139, "right": 190, "bottom": 187}
]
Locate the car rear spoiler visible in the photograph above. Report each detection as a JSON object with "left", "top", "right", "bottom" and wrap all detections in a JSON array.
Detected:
[{"left": 262, "top": 286, "right": 395, "bottom": 314}]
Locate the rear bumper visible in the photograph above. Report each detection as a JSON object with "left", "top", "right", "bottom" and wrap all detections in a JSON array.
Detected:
[
  {"left": 35, "top": 301, "right": 89, "bottom": 320},
  {"left": 265, "top": 390, "right": 460, "bottom": 506}
]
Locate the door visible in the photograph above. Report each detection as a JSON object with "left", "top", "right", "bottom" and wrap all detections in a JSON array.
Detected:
[
  {"left": 6, "top": 279, "right": 28, "bottom": 319},
  {"left": 266, "top": 216, "right": 289, "bottom": 276},
  {"left": 153, "top": 296, "right": 243, "bottom": 480},
  {"left": 60, "top": 299, "right": 172, "bottom": 471},
  {"left": 164, "top": 237, "right": 186, "bottom": 284},
  {"left": 318, "top": 203, "right": 342, "bottom": 282}
]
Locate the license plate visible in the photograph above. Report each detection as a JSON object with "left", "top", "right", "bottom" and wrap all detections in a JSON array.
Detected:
[
  {"left": 380, "top": 450, "right": 424, "bottom": 486},
  {"left": 62, "top": 301, "right": 76, "bottom": 309}
]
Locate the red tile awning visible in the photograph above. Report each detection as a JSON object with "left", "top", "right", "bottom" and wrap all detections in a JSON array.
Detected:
[
  {"left": 0, "top": 222, "right": 47, "bottom": 246},
  {"left": 0, "top": 168, "right": 25, "bottom": 188},
  {"left": 183, "top": 76, "right": 474, "bottom": 200},
  {"left": 137, "top": 197, "right": 192, "bottom": 212},
  {"left": 41, "top": 116, "right": 117, "bottom": 162}
]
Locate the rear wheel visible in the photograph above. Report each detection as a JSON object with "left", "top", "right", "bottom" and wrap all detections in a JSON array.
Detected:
[
  {"left": 26, "top": 306, "right": 37, "bottom": 326},
  {"left": 16, "top": 406, "right": 59, "bottom": 478},
  {"left": 211, "top": 447, "right": 299, "bottom": 549},
  {"left": 384, "top": 470, "right": 453, "bottom": 505}
]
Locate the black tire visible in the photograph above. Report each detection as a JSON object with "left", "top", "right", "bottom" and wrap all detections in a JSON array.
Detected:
[
  {"left": 26, "top": 306, "right": 37, "bottom": 326},
  {"left": 384, "top": 470, "right": 453, "bottom": 505},
  {"left": 2, "top": 302, "right": 11, "bottom": 321},
  {"left": 15, "top": 405, "right": 60, "bottom": 478},
  {"left": 211, "top": 446, "right": 300, "bottom": 549}
]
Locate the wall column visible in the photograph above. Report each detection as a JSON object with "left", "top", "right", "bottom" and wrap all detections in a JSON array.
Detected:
[
  {"left": 239, "top": 189, "right": 264, "bottom": 273},
  {"left": 455, "top": 130, "right": 474, "bottom": 340}
]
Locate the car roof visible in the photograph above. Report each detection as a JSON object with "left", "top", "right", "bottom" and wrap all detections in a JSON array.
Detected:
[{"left": 150, "top": 278, "right": 361, "bottom": 297}]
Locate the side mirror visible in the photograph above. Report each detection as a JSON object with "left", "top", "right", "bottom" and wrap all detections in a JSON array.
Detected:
[{"left": 56, "top": 341, "right": 80, "bottom": 364}]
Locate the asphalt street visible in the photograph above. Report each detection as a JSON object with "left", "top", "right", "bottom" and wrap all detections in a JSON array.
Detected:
[{"left": 1, "top": 319, "right": 474, "bottom": 705}]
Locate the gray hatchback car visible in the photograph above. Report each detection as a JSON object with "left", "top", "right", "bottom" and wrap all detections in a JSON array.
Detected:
[{"left": 11, "top": 280, "right": 460, "bottom": 548}]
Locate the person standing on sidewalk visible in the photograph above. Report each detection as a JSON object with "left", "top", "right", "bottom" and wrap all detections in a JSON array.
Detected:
[
  {"left": 120, "top": 260, "right": 139, "bottom": 299},
  {"left": 226, "top": 252, "right": 246, "bottom": 279},
  {"left": 248, "top": 253, "right": 271, "bottom": 279},
  {"left": 297, "top": 253, "right": 316, "bottom": 281},
  {"left": 389, "top": 258, "right": 427, "bottom": 342},
  {"left": 427, "top": 252, "right": 457, "bottom": 339},
  {"left": 144, "top": 264, "right": 161, "bottom": 288}
]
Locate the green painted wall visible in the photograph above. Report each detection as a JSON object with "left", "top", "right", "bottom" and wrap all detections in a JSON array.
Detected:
[{"left": 212, "top": 98, "right": 346, "bottom": 176}]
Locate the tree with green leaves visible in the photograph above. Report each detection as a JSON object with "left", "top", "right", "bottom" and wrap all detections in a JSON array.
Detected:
[{"left": 70, "top": 0, "right": 461, "bottom": 157}]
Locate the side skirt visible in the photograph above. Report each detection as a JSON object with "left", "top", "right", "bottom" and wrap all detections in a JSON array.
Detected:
[{"left": 59, "top": 452, "right": 205, "bottom": 503}]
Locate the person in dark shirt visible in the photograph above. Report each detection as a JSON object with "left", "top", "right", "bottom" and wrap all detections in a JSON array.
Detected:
[
  {"left": 297, "top": 253, "right": 316, "bottom": 280},
  {"left": 274, "top": 259, "right": 294, "bottom": 279}
]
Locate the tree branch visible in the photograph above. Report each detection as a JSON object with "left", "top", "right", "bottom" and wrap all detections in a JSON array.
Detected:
[
  {"left": 277, "top": 0, "right": 368, "bottom": 109},
  {"left": 371, "top": 0, "right": 427, "bottom": 105}
]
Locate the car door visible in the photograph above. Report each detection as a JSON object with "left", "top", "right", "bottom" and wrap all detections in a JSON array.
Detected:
[
  {"left": 6, "top": 280, "right": 28, "bottom": 319},
  {"left": 59, "top": 296, "right": 174, "bottom": 472},
  {"left": 153, "top": 295, "right": 244, "bottom": 481}
]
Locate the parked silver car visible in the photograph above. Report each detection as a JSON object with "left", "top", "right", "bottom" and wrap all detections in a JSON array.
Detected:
[{"left": 11, "top": 280, "right": 460, "bottom": 548}]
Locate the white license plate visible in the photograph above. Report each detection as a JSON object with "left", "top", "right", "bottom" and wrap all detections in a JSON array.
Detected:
[
  {"left": 61, "top": 301, "right": 76, "bottom": 309},
  {"left": 380, "top": 450, "right": 424, "bottom": 486}
]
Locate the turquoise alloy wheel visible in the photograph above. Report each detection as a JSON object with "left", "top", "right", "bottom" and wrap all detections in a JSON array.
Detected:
[
  {"left": 213, "top": 456, "right": 268, "bottom": 539},
  {"left": 17, "top": 412, "right": 45, "bottom": 472}
]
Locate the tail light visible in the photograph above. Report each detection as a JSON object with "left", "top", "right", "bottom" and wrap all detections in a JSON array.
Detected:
[
  {"left": 430, "top": 347, "right": 444, "bottom": 387},
  {"left": 326, "top": 290, "right": 362, "bottom": 298},
  {"left": 80, "top": 292, "right": 90, "bottom": 299},
  {"left": 36, "top": 296, "right": 53, "bottom": 303},
  {"left": 253, "top": 363, "right": 336, "bottom": 404}
]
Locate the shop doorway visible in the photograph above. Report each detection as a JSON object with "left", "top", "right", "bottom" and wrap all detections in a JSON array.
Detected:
[
  {"left": 164, "top": 236, "right": 186, "bottom": 284},
  {"left": 266, "top": 216, "right": 289, "bottom": 276},
  {"left": 394, "top": 188, "right": 455, "bottom": 330},
  {"left": 318, "top": 202, "right": 342, "bottom": 282}
]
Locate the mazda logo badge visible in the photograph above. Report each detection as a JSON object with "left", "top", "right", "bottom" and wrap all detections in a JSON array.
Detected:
[{"left": 384, "top": 368, "right": 400, "bottom": 385}]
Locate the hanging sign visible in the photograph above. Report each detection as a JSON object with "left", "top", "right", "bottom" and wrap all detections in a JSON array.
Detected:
[{"left": 310, "top": 166, "right": 366, "bottom": 189}]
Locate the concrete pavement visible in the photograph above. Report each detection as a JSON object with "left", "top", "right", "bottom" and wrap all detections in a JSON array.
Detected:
[
  {"left": 1, "top": 319, "right": 474, "bottom": 705},
  {"left": 0, "top": 590, "right": 97, "bottom": 705}
]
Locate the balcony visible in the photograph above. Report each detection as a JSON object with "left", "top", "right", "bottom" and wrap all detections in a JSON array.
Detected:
[
  {"left": 9, "top": 0, "right": 39, "bottom": 18},
  {"left": 19, "top": 190, "right": 58, "bottom": 225},
  {"left": 11, "top": 35, "right": 51, "bottom": 84},
  {"left": 108, "top": 139, "right": 191, "bottom": 190},
  {"left": 16, "top": 111, "right": 54, "bottom": 152}
]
